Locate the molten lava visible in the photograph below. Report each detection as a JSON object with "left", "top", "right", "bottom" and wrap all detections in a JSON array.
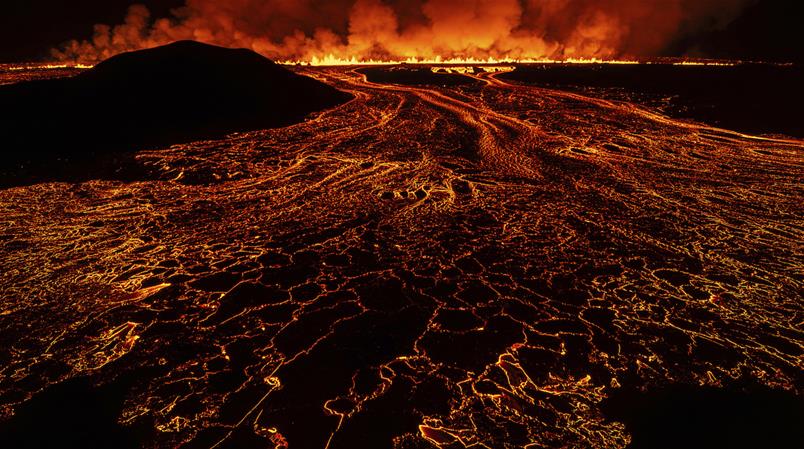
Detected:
[{"left": 0, "top": 59, "right": 801, "bottom": 448}]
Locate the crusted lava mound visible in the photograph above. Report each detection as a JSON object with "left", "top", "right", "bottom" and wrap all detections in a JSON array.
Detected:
[{"left": 0, "top": 41, "right": 352, "bottom": 183}]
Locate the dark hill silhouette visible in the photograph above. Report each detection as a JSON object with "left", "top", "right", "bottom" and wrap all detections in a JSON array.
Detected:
[{"left": 0, "top": 41, "right": 353, "bottom": 186}]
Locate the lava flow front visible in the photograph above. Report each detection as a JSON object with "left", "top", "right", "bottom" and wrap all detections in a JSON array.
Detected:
[{"left": 0, "top": 65, "right": 802, "bottom": 449}]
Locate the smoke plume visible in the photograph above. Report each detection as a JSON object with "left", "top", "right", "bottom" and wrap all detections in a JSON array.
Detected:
[{"left": 53, "top": 0, "right": 755, "bottom": 62}]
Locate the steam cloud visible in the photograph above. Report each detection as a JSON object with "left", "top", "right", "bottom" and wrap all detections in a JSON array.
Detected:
[{"left": 53, "top": 0, "right": 754, "bottom": 62}]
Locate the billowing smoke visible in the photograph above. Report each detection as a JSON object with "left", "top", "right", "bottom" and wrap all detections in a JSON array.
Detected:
[{"left": 53, "top": 0, "right": 754, "bottom": 62}]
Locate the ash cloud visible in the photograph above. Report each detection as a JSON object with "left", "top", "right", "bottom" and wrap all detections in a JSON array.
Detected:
[{"left": 53, "top": 0, "right": 755, "bottom": 62}]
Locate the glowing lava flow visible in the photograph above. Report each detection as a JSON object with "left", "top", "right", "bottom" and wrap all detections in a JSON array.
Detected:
[
  {"left": 4, "top": 63, "right": 94, "bottom": 71},
  {"left": 0, "top": 63, "right": 95, "bottom": 85},
  {"left": 282, "top": 55, "right": 644, "bottom": 66},
  {"left": 0, "top": 64, "right": 801, "bottom": 449}
]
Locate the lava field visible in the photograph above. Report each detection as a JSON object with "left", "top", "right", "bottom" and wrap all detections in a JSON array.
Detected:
[{"left": 0, "top": 63, "right": 802, "bottom": 449}]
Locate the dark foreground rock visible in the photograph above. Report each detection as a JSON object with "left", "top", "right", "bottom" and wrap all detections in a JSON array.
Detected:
[
  {"left": 0, "top": 41, "right": 353, "bottom": 186},
  {"left": 602, "top": 383, "right": 804, "bottom": 449}
]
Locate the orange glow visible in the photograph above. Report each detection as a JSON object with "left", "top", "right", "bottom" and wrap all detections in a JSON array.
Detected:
[
  {"left": 672, "top": 60, "right": 738, "bottom": 66},
  {"left": 6, "top": 63, "right": 94, "bottom": 71},
  {"left": 51, "top": 1, "right": 756, "bottom": 64},
  {"left": 283, "top": 55, "right": 643, "bottom": 66}
]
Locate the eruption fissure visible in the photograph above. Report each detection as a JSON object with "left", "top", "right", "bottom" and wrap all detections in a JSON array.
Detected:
[{"left": 52, "top": 0, "right": 755, "bottom": 63}]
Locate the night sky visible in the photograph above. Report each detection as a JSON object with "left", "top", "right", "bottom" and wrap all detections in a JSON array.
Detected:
[{"left": 2, "top": 0, "right": 802, "bottom": 63}]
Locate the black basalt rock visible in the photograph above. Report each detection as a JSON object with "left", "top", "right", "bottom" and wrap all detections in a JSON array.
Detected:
[{"left": 0, "top": 40, "right": 353, "bottom": 186}]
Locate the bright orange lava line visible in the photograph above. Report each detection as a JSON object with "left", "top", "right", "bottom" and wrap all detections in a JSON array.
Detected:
[
  {"left": 279, "top": 55, "right": 644, "bottom": 66},
  {"left": 278, "top": 55, "right": 747, "bottom": 67},
  {"left": 6, "top": 63, "right": 94, "bottom": 71}
]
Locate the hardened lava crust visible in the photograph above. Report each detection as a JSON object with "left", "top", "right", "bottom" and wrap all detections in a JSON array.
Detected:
[{"left": 0, "top": 63, "right": 802, "bottom": 449}]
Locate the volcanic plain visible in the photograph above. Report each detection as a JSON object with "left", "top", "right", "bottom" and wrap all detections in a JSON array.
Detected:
[{"left": 0, "top": 46, "right": 802, "bottom": 449}]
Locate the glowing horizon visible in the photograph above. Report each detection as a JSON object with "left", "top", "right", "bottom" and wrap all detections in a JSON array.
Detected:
[
  {"left": 51, "top": 1, "right": 759, "bottom": 65},
  {"left": 9, "top": 54, "right": 747, "bottom": 70}
]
